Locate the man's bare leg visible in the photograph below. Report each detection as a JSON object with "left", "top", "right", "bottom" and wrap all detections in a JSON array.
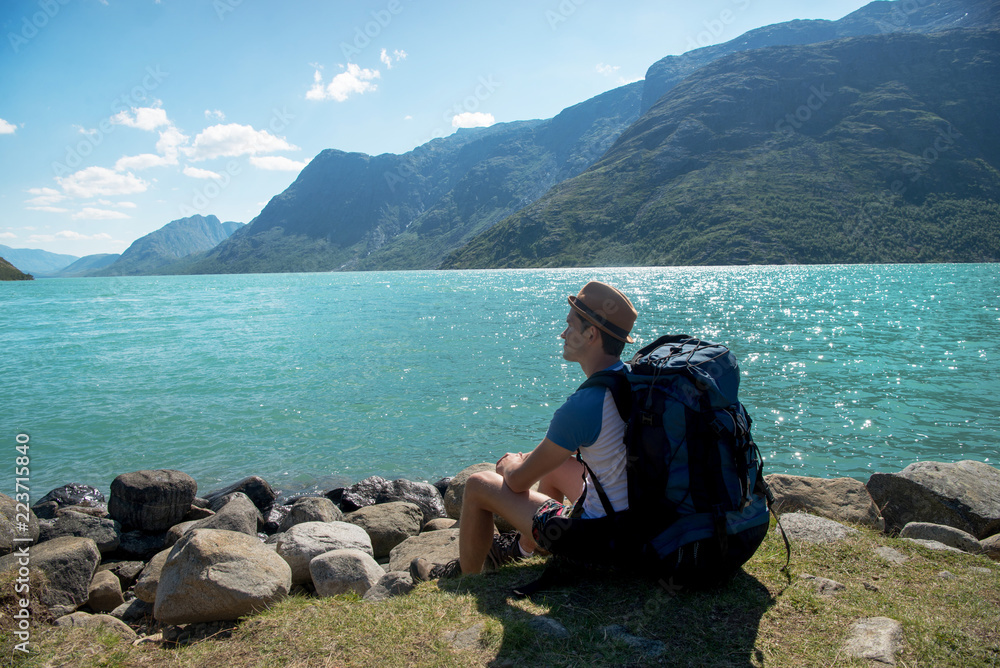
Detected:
[
  {"left": 459, "top": 470, "right": 553, "bottom": 574},
  {"left": 537, "top": 456, "right": 585, "bottom": 505}
]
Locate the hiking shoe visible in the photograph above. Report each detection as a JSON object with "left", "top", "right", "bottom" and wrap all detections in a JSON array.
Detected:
[
  {"left": 410, "top": 557, "right": 462, "bottom": 582},
  {"left": 485, "top": 532, "right": 528, "bottom": 571}
]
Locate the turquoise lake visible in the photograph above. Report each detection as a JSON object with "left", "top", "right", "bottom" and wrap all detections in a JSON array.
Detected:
[{"left": 2, "top": 264, "right": 997, "bottom": 501}]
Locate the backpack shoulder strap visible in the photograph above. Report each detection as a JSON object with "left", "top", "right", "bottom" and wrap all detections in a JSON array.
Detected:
[{"left": 578, "top": 368, "right": 631, "bottom": 422}]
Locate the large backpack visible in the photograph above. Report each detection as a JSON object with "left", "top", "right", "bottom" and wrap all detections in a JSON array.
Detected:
[{"left": 575, "top": 334, "right": 777, "bottom": 587}]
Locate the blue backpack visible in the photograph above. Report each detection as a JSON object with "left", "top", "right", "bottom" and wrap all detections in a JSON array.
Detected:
[{"left": 574, "top": 335, "right": 779, "bottom": 587}]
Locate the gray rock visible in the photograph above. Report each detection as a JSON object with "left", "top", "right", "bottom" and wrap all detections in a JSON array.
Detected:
[
  {"left": 600, "top": 624, "right": 666, "bottom": 659},
  {"left": 165, "top": 520, "right": 198, "bottom": 547},
  {"left": 134, "top": 548, "right": 172, "bottom": 603},
  {"left": 0, "top": 536, "right": 100, "bottom": 615},
  {"left": 388, "top": 528, "right": 461, "bottom": 573},
  {"left": 109, "top": 597, "right": 154, "bottom": 622},
  {"left": 338, "top": 476, "right": 446, "bottom": 524},
  {"left": 983, "top": 533, "right": 1000, "bottom": 561},
  {"left": 362, "top": 571, "right": 415, "bottom": 601},
  {"left": 154, "top": 529, "right": 291, "bottom": 624},
  {"left": 866, "top": 460, "right": 1000, "bottom": 539},
  {"left": 56, "top": 504, "right": 109, "bottom": 518},
  {"left": 203, "top": 476, "right": 277, "bottom": 513},
  {"left": 842, "top": 616, "right": 904, "bottom": 665},
  {"left": 938, "top": 570, "right": 956, "bottom": 579},
  {"left": 528, "top": 615, "right": 570, "bottom": 638},
  {"left": 97, "top": 560, "right": 145, "bottom": 590},
  {"left": 187, "top": 492, "right": 260, "bottom": 536},
  {"left": 0, "top": 493, "right": 40, "bottom": 555},
  {"left": 778, "top": 512, "right": 859, "bottom": 544},
  {"left": 278, "top": 496, "right": 343, "bottom": 532},
  {"left": 765, "top": 474, "right": 883, "bottom": 529},
  {"left": 444, "top": 463, "right": 494, "bottom": 520},
  {"left": 34, "top": 483, "right": 106, "bottom": 510},
  {"left": 899, "top": 522, "right": 982, "bottom": 554},
  {"left": 276, "top": 521, "right": 374, "bottom": 584},
  {"left": 800, "top": 573, "right": 846, "bottom": 595},
  {"left": 40, "top": 510, "right": 121, "bottom": 553},
  {"left": 874, "top": 546, "right": 908, "bottom": 565},
  {"left": 969, "top": 566, "right": 994, "bottom": 575},
  {"left": 55, "top": 611, "right": 137, "bottom": 641},
  {"left": 902, "top": 538, "right": 964, "bottom": 553},
  {"left": 345, "top": 502, "right": 423, "bottom": 559},
  {"left": 117, "top": 529, "right": 170, "bottom": 559},
  {"left": 87, "top": 570, "right": 125, "bottom": 613},
  {"left": 262, "top": 504, "right": 292, "bottom": 534},
  {"left": 423, "top": 518, "right": 457, "bottom": 532},
  {"left": 310, "top": 548, "right": 385, "bottom": 597},
  {"left": 109, "top": 469, "right": 198, "bottom": 532},
  {"left": 182, "top": 505, "right": 215, "bottom": 521}
]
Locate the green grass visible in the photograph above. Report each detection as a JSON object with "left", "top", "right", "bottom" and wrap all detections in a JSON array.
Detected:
[{"left": 4, "top": 520, "right": 999, "bottom": 667}]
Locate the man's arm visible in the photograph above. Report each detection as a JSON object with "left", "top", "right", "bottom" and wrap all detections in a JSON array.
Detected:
[{"left": 496, "top": 438, "right": 574, "bottom": 493}]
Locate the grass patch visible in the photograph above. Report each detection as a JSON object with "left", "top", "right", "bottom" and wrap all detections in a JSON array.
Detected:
[{"left": 4, "top": 521, "right": 998, "bottom": 667}]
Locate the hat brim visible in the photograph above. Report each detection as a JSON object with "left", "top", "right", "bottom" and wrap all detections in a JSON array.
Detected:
[{"left": 568, "top": 295, "right": 634, "bottom": 343}]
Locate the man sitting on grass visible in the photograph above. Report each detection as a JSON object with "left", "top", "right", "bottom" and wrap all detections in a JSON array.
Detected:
[{"left": 411, "top": 281, "right": 638, "bottom": 580}]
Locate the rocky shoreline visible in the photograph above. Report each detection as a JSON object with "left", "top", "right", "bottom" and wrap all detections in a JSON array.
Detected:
[{"left": 2, "top": 459, "right": 998, "bottom": 651}]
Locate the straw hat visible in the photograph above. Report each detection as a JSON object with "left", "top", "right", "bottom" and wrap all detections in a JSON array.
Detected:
[{"left": 568, "top": 281, "right": 637, "bottom": 343}]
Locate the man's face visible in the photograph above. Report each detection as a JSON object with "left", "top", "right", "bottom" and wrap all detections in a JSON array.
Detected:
[{"left": 560, "top": 310, "right": 592, "bottom": 361}]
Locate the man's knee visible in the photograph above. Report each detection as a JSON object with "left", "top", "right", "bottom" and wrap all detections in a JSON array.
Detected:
[{"left": 463, "top": 470, "right": 502, "bottom": 504}]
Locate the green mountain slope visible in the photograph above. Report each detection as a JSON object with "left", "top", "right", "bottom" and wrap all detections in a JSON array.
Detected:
[
  {"left": 442, "top": 30, "right": 1000, "bottom": 269},
  {"left": 184, "top": 83, "right": 642, "bottom": 274},
  {"left": 52, "top": 253, "right": 121, "bottom": 277},
  {"left": 0, "top": 257, "right": 33, "bottom": 280},
  {"left": 0, "top": 244, "right": 77, "bottom": 276},
  {"left": 94, "top": 215, "right": 243, "bottom": 276}
]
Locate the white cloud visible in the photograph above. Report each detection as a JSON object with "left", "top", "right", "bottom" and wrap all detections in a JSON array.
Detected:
[
  {"left": 25, "top": 187, "right": 65, "bottom": 207},
  {"left": 183, "top": 123, "right": 298, "bottom": 161},
  {"left": 0, "top": 232, "right": 16, "bottom": 239},
  {"left": 596, "top": 63, "right": 620, "bottom": 77},
  {"left": 71, "top": 208, "right": 131, "bottom": 220},
  {"left": 155, "top": 126, "right": 189, "bottom": 160},
  {"left": 380, "top": 48, "right": 407, "bottom": 69},
  {"left": 183, "top": 166, "right": 222, "bottom": 179},
  {"left": 115, "top": 153, "right": 174, "bottom": 171},
  {"left": 111, "top": 105, "right": 170, "bottom": 132},
  {"left": 56, "top": 166, "right": 148, "bottom": 198},
  {"left": 29, "top": 231, "right": 115, "bottom": 243},
  {"left": 451, "top": 112, "right": 495, "bottom": 129},
  {"left": 404, "top": 115, "right": 413, "bottom": 121},
  {"left": 116, "top": 201, "right": 137, "bottom": 209},
  {"left": 306, "top": 64, "right": 380, "bottom": 102},
  {"left": 74, "top": 124, "right": 99, "bottom": 136},
  {"left": 249, "top": 156, "right": 308, "bottom": 171},
  {"left": 205, "top": 109, "right": 226, "bottom": 121},
  {"left": 26, "top": 206, "right": 70, "bottom": 213},
  {"left": 0, "top": 118, "right": 16, "bottom": 134}
]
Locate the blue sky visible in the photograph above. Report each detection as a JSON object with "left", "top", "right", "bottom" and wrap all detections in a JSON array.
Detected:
[{"left": 0, "top": 0, "right": 875, "bottom": 258}]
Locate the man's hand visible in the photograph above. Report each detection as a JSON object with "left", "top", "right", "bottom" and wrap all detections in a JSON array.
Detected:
[{"left": 495, "top": 452, "right": 528, "bottom": 477}]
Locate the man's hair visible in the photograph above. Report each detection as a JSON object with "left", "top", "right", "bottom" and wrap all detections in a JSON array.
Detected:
[{"left": 579, "top": 318, "right": 626, "bottom": 357}]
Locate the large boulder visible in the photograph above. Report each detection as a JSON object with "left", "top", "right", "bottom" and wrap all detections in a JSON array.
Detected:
[
  {"left": 154, "top": 529, "right": 291, "bottom": 624},
  {"left": 310, "top": 548, "right": 385, "bottom": 597},
  {"left": 982, "top": 534, "right": 1000, "bottom": 561},
  {"left": 765, "top": 474, "right": 883, "bottom": 529},
  {"left": 275, "top": 521, "right": 374, "bottom": 584},
  {"left": 278, "top": 496, "right": 343, "bottom": 532},
  {"left": 388, "top": 528, "right": 461, "bottom": 572},
  {"left": 203, "top": 476, "right": 277, "bottom": 513},
  {"left": 0, "top": 536, "right": 100, "bottom": 616},
  {"left": 116, "top": 529, "right": 170, "bottom": 559},
  {"left": 444, "top": 463, "right": 494, "bottom": 520},
  {"left": 39, "top": 510, "right": 121, "bottom": 553},
  {"left": 336, "top": 476, "right": 446, "bottom": 524},
  {"left": 867, "top": 460, "right": 1000, "bottom": 538},
  {"left": 345, "top": 502, "right": 423, "bottom": 559},
  {"left": 133, "top": 548, "right": 171, "bottom": 604},
  {"left": 0, "top": 492, "right": 40, "bottom": 555},
  {"left": 108, "top": 470, "right": 197, "bottom": 532}
]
